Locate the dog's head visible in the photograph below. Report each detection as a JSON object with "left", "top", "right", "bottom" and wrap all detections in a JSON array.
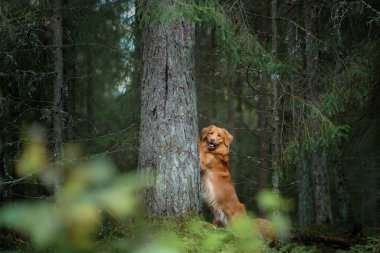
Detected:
[{"left": 201, "top": 125, "right": 233, "bottom": 150}]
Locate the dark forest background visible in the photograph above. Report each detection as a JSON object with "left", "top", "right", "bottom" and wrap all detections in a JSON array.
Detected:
[{"left": 0, "top": 0, "right": 380, "bottom": 252}]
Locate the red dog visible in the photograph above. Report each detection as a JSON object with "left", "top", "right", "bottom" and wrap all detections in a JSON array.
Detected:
[
  {"left": 198, "top": 125, "right": 245, "bottom": 226},
  {"left": 199, "top": 125, "right": 277, "bottom": 242}
]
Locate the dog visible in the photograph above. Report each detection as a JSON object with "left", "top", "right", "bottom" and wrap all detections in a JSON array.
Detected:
[
  {"left": 198, "top": 125, "right": 245, "bottom": 226},
  {"left": 198, "top": 125, "right": 277, "bottom": 243}
]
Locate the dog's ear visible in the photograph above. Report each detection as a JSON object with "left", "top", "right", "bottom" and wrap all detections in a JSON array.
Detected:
[
  {"left": 223, "top": 128, "right": 233, "bottom": 147},
  {"left": 202, "top": 126, "right": 210, "bottom": 140}
]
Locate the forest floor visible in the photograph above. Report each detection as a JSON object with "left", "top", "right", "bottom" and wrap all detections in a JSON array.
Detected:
[{"left": 1, "top": 216, "right": 379, "bottom": 253}]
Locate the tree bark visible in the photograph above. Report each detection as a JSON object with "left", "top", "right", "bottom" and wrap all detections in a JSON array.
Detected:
[
  {"left": 271, "top": 0, "right": 280, "bottom": 193},
  {"left": 86, "top": 54, "right": 94, "bottom": 135},
  {"left": 66, "top": 62, "right": 76, "bottom": 141},
  {"left": 52, "top": 0, "right": 65, "bottom": 191},
  {"left": 311, "top": 150, "right": 333, "bottom": 223},
  {"left": 304, "top": 2, "right": 320, "bottom": 93},
  {"left": 332, "top": 146, "right": 353, "bottom": 225},
  {"left": 256, "top": 6, "right": 270, "bottom": 187},
  {"left": 297, "top": 153, "right": 315, "bottom": 228},
  {"left": 285, "top": 0, "right": 315, "bottom": 227},
  {"left": 304, "top": 1, "right": 332, "bottom": 225},
  {"left": 139, "top": 16, "right": 201, "bottom": 216}
]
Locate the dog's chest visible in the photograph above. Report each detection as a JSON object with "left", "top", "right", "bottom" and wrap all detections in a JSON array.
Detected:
[
  {"left": 201, "top": 152, "right": 224, "bottom": 169},
  {"left": 201, "top": 171, "right": 217, "bottom": 207}
]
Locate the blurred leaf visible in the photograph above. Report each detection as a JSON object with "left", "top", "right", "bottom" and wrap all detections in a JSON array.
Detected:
[
  {"left": 268, "top": 213, "right": 291, "bottom": 240},
  {"left": 16, "top": 140, "right": 47, "bottom": 177},
  {"left": 60, "top": 158, "right": 116, "bottom": 200},
  {"left": 96, "top": 174, "right": 140, "bottom": 219},
  {"left": 256, "top": 190, "right": 281, "bottom": 212},
  {"left": 62, "top": 143, "right": 82, "bottom": 162},
  {"left": 229, "top": 215, "right": 267, "bottom": 252},
  {"left": 0, "top": 202, "right": 59, "bottom": 248},
  {"left": 256, "top": 190, "right": 294, "bottom": 213},
  {"left": 61, "top": 200, "right": 101, "bottom": 250}
]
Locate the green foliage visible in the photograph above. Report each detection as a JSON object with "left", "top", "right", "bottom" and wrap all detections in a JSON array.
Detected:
[
  {"left": 321, "top": 45, "right": 376, "bottom": 117},
  {"left": 283, "top": 111, "right": 350, "bottom": 164},
  {"left": 0, "top": 129, "right": 143, "bottom": 252},
  {"left": 137, "top": 0, "right": 282, "bottom": 67},
  {"left": 255, "top": 190, "right": 293, "bottom": 240},
  {"left": 0, "top": 168, "right": 142, "bottom": 251},
  {"left": 256, "top": 190, "right": 294, "bottom": 214},
  {"left": 95, "top": 216, "right": 277, "bottom": 253},
  {"left": 137, "top": 0, "right": 239, "bottom": 61},
  {"left": 282, "top": 42, "right": 377, "bottom": 165}
]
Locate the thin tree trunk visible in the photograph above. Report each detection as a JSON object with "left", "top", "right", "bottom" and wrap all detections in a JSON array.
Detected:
[
  {"left": 66, "top": 63, "right": 76, "bottom": 141},
  {"left": 271, "top": 0, "right": 280, "bottom": 193},
  {"left": 226, "top": 62, "right": 237, "bottom": 181},
  {"left": 332, "top": 146, "right": 353, "bottom": 225},
  {"left": 233, "top": 73, "right": 244, "bottom": 186},
  {"left": 256, "top": 1, "right": 270, "bottom": 187},
  {"left": 210, "top": 28, "right": 218, "bottom": 121},
  {"left": 304, "top": 2, "right": 320, "bottom": 93},
  {"left": 86, "top": 55, "right": 94, "bottom": 135},
  {"left": 52, "top": 0, "right": 65, "bottom": 192},
  {"left": 139, "top": 16, "right": 201, "bottom": 216}
]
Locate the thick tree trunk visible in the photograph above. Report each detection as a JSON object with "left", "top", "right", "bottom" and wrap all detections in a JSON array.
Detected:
[
  {"left": 311, "top": 150, "right": 333, "bottom": 223},
  {"left": 139, "top": 18, "right": 201, "bottom": 216},
  {"left": 52, "top": 0, "right": 65, "bottom": 191},
  {"left": 304, "top": 1, "right": 332, "bottom": 225},
  {"left": 285, "top": 0, "right": 315, "bottom": 227}
]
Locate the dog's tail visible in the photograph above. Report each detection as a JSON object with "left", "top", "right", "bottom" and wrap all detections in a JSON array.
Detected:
[{"left": 253, "top": 218, "right": 278, "bottom": 244}]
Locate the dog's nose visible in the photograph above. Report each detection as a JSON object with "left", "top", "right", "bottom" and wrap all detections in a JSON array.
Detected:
[{"left": 210, "top": 138, "right": 215, "bottom": 142}]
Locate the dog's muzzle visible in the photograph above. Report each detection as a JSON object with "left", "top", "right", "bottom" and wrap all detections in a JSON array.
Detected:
[{"left": 208, "top": 142, "right": 216, "bottom": 149}]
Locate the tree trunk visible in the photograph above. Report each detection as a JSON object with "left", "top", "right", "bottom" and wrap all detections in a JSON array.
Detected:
[
  {"left": 304, "top": 2, "right": 320, "bottom": 93},
  {"left": 86, "top": 55, "right": 94, "bottom": 135},
  {"left": 210, "top": 28, "right": 218, "bottom": 121},
  {"left": 66, "top": 63, "right": 76, "bottom": 141},
  {"left": 139, "top": 16, "right": 201, "bottom": 216},
  {"left": 52, "top": 0, "right": 65, "bottom": 191},
  {"left": 256, "top": 1, "right": 270, "bottom": 187},
  {"left": 311, "top": 150, "right": 333, "bottom": 223},
  {"left": 271, "top": 0, "right": 280, "bottom": 193},
  {"left": 285, "top": 0, "right": 315, "bottom": 227},
  {"left": 332, "top": 146, "right": 353, "bottom": 225},
  {"left": 297, "top": 153, "right": 315, "bottom": 228},
  {"left": 304, "top": 1, "right": 332, "bottom": 225}
]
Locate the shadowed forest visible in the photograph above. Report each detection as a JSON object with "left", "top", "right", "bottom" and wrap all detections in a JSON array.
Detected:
[{"left": 0, "top": 0, "right": 380, "bottom": 252}]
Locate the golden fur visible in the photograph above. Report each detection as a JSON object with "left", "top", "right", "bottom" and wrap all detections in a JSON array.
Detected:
[
  {"left": 198, "top": 125, "right": 245, "bottom": 226},
  {"left": 198, "top": 125, "right": 278, "bottom": 243}
]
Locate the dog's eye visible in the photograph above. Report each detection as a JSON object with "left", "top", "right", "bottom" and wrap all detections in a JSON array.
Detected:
[{"left": 217, "top": 134, "right": 221, "bottom": 137}]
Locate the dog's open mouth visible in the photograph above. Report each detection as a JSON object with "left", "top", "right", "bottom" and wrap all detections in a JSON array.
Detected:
[{"left": 208, "top": 142, "right": 216, "bottom": 149}]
